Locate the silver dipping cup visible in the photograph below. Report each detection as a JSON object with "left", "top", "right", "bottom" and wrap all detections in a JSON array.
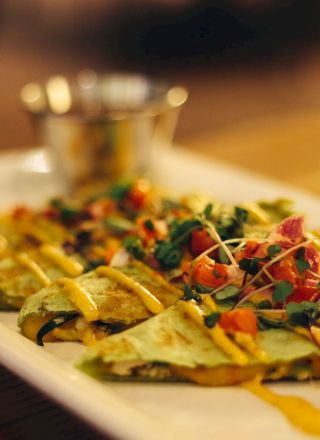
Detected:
[{"left": 20, "top": 71, "right": 188, "bottom": 190}]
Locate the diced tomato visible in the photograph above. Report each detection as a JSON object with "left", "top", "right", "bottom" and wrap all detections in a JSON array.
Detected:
[
  {"left": 42, "top": 208, "right": 60, "bottom": 220},
  {"left": 127, "top": 179, "right": 151, "bottom": 210},
  {"left": 286, "top": 285, "right": 318, "bottom": 303},
  {"left": 12, "top": 206, "right": 32, "bottom": 220},
  {"left": 104, "top": 238, "right": 121, "bottom": 264},
  {"left": 192, "top": 255, "right": 228, "bottom": 288},
  {"left": 218, "top": 309, "right": 258, "bottom": 337},
  {"left": 270, "top": 255, "right": 300, "bottom": 286},
  {"left": 235, "top": 241, "right": 260, "bottom": 262},
  {"left": 86, "top": 199, "right": 115, "bottom": 220},
  {"left": 190, "top": 229, "right": 215, "bottom": 256},
  {"left": 136, "top": 217, "right": 167, "bottom": 245}
]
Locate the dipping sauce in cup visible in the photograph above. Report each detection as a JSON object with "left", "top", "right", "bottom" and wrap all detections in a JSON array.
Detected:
[{"left": 20, "top": 71, "right": 188, "bottom": 191}]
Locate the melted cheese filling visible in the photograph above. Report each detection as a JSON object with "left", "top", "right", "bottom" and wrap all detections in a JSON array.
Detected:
[
  {"left": 16, "top": 252, "right": 51, "bottom": 287},
  {"left": 58, "top": 278, "right": 99, "bottom": 322},
  {"left": 40, "top": 245, "right": 83, "bottom": 277},
  {"left": 96, "top": 266, "right": 165, "bottom": 315}
]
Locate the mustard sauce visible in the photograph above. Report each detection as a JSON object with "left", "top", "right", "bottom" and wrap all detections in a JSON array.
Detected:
[
  {"left": 242, "top": 376, "right": 320, "bottom": 437},
  {"left": 58, "top": 278, "right": 99, "bottom": 322},
  {"left": 40, "top": 244, "right": 83, "bottom": 277},
  {"left": 0, "top": 234, "right": 8, "bottom": 254},
  {"left": 96, "top": 266, "right": 165, "bottom": 315},
  {"left": 180, "top": 301, "right": 248, "bottom": 366},
  {"left": 16, "top": 253, "right": 51, "bottom": 287}
]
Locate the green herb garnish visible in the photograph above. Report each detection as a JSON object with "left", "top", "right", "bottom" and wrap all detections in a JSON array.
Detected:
[
  {"left": 195, "top": 284, "right": 213, "bottom": 293},
  {"left": 123, "top": 236, "right": 145, "bottom": 260},
  {"left": 170, "top": 219, "right": 202, "bottom": 244},
  {"left": 181, "top": 285, "right": 201, "bottom": 303},
  {"left": 203, "top": 203, "right": 213, "bottom": 219},
  {"left": 103, "top": 217, "right": 134, "bottom": 233},
  {"left": 109, "top": 180, "right": 131, "bottom": 201},
  {"left": 215, "top": 285, "right": 240, "bottom": 301},
  {"left": 235, "top": 207, "right": 249, "bottom": 223},
  {"left": 294, "top": 248, "right": 310, "bottom": 276},
  {"left": 272, "top": 281, "right": 293, "bottom": 303},
  {"left": 239, "top": 257, "right": 260, "bottom": 276},
  {"left": 267, "top": 244, "right": 282, "bottom": 258},
  {"left": 218, "top": 248, "right": 230, "bottom": 264},
  {"left": 286, "top": 301, "right": 319, "bottom": 327},
  {"left": 204, "top": 312, "right": 221, "bottom": 328},
  {"left": 154, "top": 241, "right": 182, "bottom": 270},
  {"left": 144, "top": 219, "right": 155, "bottom": 232},
  {"left": 257, "top": 315, "right": 285, "bottom": 331},
  {"left": 257, "top": 300, "right": 273, "bottom": 310}
]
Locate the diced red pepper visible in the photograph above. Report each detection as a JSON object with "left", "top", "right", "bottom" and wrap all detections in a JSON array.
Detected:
[
  {"left": 218, "top": 309, "right": 258, "bottom": 337},
  {"left": 192, "top": 255, "right": 228, "bottom": 288},
  {"left": 190, "top": 229, "right": 215, "bottom": 256}
]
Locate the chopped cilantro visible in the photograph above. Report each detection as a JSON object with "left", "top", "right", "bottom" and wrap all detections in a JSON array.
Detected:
[
  {"left": 239, "top": 257, "right": 260, "bottom": 276},
  {"left": 204, "top": 312, "right": 221, "bottom": 328},
  {"left": 272, "top": 281, "right": 293, "bottom": 303},
  {"left": 109, "top": 180, "right": 131, "bottom": 201},
  {"left": 257, "top": 300, "right": 273, "bottom": 310},
  {"left": 203, "top": 203, "right": 213, "bottom": 219},
  {"left": 267, "top": 244, "right": 282, "bottom": 258},
  {"left": 170, "top": 218, "right": 202, "bottom": 244},
  {"left": 235, "top": 207, "right": 249, "bottom": 223},
  {"left": 257, "top": 315, "right": 285, "bottom": 331},
  {"left": 85, "top": 258, "right": 106, "bottom": 271},
  {"left": 154, "top": 241, "right": 182, "bottom": 270},
  {"left": 215, "top": 285, "right": 240, "bottom": 301},
  {"left": 123, "top": 236, "right": 145, "bottom": 260},
  {"left": 294, "top": 248, "right": 310, "bottom": 275},
  {"left": 195, "top": 284, "right": 213, "bottom": 293},
  {"left": 50, "top": 199, "right": 80, "bottom": 222},
  {"left": 144, "top": 219, "right": 155, "bottom": 232},
  {"left": 103, "top": 217, "right": 134, "bottom": 233},
  {"left": 181, "top": 285, "right": 201, "bottom": 303},
  {"left": 218, "top": 248, "right": 230, "bottom": 264}
]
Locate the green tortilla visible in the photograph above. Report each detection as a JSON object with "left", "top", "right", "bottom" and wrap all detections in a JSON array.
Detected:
[
  {"left": 18, "top": 263, "right": 182, "bottom": 341},
  {"left": 77, "top": 304, "right": 320, "bottom": 385}
]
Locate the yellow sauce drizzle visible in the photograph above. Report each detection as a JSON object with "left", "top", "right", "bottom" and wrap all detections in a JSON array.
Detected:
[
  {"left": 203, "top": 295, "right": 267, "bottom": 362},
  {"left": 40, "top": 244, "right": 83, "bottom": 277},
  {"left": 233, "top": 332, "right": 268, "bottom": 362},
  {"left": 180, "top": 300, "right": 248, "bottom": 366},
  {"left": 58, "top": 278, "right": 99, "bottom": 322},
  {"left": 0, "top": 234, "right": 8, "bottom": 254},
  {"left": 311, "top": 326, "right": 320, "bottom": 346},
  {"left": 242, "top": 375, "right": 320, "bottom": 436},
  {"left": 16, "top": 253, "right": 51, "bottom": 287},
  {"left": 96, "top": 266, "right": 165, "bottom": 315}
]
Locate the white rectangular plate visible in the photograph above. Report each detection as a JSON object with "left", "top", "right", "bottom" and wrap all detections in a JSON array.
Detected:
[{"left": 1, "top": 147, "right": 320, "bottom": 440}]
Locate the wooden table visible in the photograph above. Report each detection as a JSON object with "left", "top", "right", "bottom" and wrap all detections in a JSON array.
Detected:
[{"left": 183, "top": 108, "right": 320, "bottom": 195}]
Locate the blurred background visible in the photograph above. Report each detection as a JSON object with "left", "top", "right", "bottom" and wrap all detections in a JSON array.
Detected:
[{"left": 1, "top": 0, "right": 320, "bottom": 190}]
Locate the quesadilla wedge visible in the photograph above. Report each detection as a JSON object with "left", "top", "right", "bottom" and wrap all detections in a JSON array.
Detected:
[
  {"left": 0, "top": 245, "right": 84, "bottom": 309},
  {"left": 18, "top": 261, "right": 182, "bottom": 345},
  {"left": 76, "top": 302, "right": 320, "bottom": 386}
]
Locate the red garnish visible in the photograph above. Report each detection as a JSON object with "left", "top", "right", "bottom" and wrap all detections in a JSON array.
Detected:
[
  {"left": 190, "top": 229, "right": 215, "bottom": 256},
  {"left": 218, "top": 309, "right": 258, "bottom": 337},
  {"left": 192, "top": 255, "right": 228, "bottom": 288}
]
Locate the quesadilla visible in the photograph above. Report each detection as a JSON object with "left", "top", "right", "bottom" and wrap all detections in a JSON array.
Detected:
[
  {"left": 77, "top": 302, "right": 320, "bottom": 386},
  {"left": 18, "top": 262, "right": 182, "bottom": 345}
]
